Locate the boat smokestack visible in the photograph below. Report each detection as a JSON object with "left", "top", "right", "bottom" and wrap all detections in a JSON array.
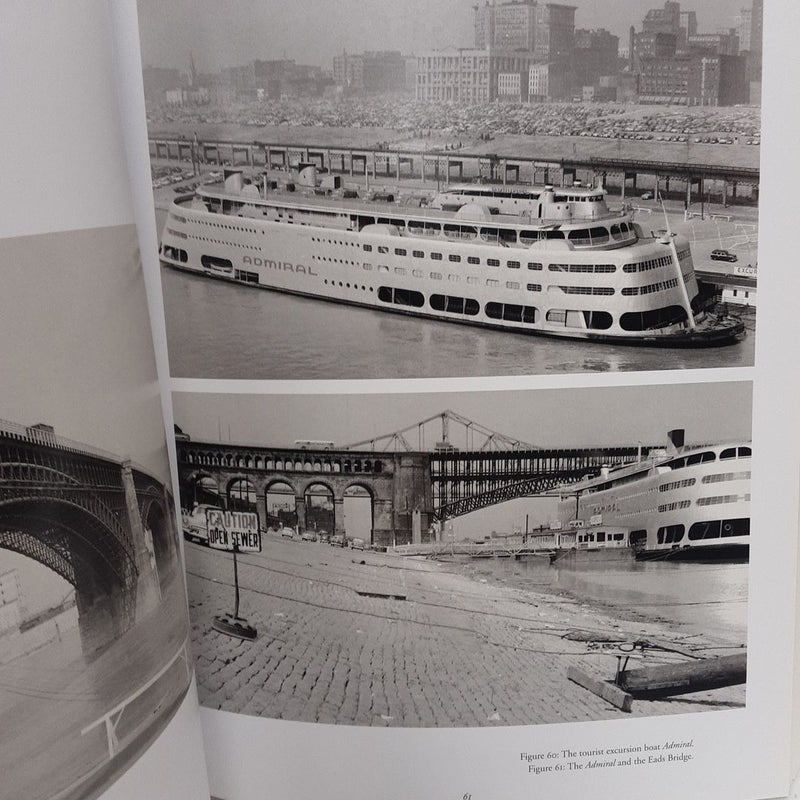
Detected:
[{"left": 667, "top": 429, "right": 685, "bottom": 453}]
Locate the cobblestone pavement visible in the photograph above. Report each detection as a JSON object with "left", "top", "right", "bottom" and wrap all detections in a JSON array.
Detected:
[{"left": 186, "top": 537, "right": 745, "bottom": 727}]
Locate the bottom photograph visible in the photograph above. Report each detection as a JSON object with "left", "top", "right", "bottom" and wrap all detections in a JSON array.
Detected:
[{"left": 172, "top": 382, "right": 751, "bottom": 727}]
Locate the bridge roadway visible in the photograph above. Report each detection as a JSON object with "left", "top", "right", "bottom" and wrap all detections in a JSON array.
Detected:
[
  {"left": 177, "top": 438, "right": 654, "bottom": 547},
  {"left": 0, "top": 419, "right": 180, "bottom": 656},
  {"left": 149, "top": 135, "right": 759, "bottom": 204}
]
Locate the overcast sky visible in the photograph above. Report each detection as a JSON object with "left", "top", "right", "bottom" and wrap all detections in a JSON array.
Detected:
[
  {"left": 137, "top": 0, "right": 746, "bottom": 73},
  {"left": 172, "top": 383, "right": 751, "bottom": 536},
  {"left": 173, "top": 382, "right": 751, "bottom": 452},
  {"left": 0, "top": 227, "right": 170, "bottom": 614}
]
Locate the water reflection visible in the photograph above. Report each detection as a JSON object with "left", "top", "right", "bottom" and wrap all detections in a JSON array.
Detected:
[
  {"left": 161, "top": 266, "right": 755, "bottom": 380},
  {"left": 459, "top": 556, "right": 748, "bottom": 645}
]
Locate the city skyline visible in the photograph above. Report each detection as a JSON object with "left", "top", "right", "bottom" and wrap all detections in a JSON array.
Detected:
[{"left": 138, "top": 0, "right": 748, "bottom": 75}]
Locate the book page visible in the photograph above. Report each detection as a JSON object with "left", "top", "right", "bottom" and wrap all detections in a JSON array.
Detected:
[
  {"left": 129, "top": 0, "right": 799, "bottom": 797},
  {"left": 0, "top": 2, "right": 210, "bottom": 799}
]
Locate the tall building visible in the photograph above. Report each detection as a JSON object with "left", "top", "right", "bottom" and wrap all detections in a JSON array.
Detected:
[
  {"left": 416, "top": 49, "right": 534, "bottom": 103},
  {"left": 642, "top": 1, "right": 681, "bottom": 35},
  {"left": 638, "top": 53, "right": 747, "bottom": 105},
  {"left": 750, "top": 0, "right": 763, "bottom": 58},
  {"left": 533, "top": 3, "right": 577, "bottom": 61},
  {"left": 686, "top": 31, "right": 740, "bottom": 56},
  {"left": 473, "top": 1, "right": 496, "bottom": 49},
  {"left": 737, "top": 7, "right": 753, "bottom": 51},
  {"left": 473, "top": 1, "right": 575, "bottom": 60},
  {"left": 678, "top": 10, "right": 697, "bottom": 46},
  {"left": 573, "top": 28, "right": 619, "bottom": 88},
  {"left": 333, "top": 51, "right": 408, "bottom": 93},
  {"left": 528, "top": 60, "right": 571, "bottom": 100},
  {"left": 494, "top": 1, "right": 538, "bottom": 52},
  {"left": 634, "top": 31, "right": 678, "bottom": 61}
]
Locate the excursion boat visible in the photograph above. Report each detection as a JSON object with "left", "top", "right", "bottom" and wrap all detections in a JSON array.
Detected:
[
  {"left": 549, "top": 524, "right": 636, "bottom": 564},
  {"left": 159, "top": 168, "right": 745, "bottom": 346},
  {"left": 555, "top": 430, "right": 751, "bottom": 560}
]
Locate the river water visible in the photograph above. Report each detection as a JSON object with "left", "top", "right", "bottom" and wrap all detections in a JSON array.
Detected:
[
  {"left": 454, "top": 555, "right": 748, "bottom": 646},
  {"left": 160, "top": 265, "right": 755, "bottom": 380}
]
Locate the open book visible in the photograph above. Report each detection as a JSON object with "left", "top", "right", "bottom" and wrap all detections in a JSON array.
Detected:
[{"left": 2, "top": 1, "right": 799, "bottom": 798}]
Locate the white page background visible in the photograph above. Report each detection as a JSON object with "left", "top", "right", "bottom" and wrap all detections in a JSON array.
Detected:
[
  {"left": 104, "top": 0, "right": 800, "bottom": 797},
  {"left": 0, "top": 2, "right": 210, "bottom": 798}
]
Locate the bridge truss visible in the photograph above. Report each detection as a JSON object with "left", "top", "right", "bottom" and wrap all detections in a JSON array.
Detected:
[{"left": 431, "top": 446, "right": 654, "bottom": 521}]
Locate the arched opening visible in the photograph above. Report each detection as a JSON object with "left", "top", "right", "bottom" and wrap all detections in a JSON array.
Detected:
[
  {"left": 0, "top": 498, "right": 136, "bottom": 657},
  {"left": 266, "top": 481, "right": 297, "bottom": 531},
  {"left": 343, "top": 485, "right": 373, "bottom": 543},
  {"left": 190, "top": 475, "right": 221, "bottom": 509},
  {"left": 227, "top": 478, "right": 257, "bottom": 512},
  {"left": 304, "top": 483, "right": 334, "bottom": 535}
]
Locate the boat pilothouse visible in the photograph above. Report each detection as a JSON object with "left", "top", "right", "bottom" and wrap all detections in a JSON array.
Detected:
[
  {"left": 556, "top": 429, "right": 751, "bottom": 560},
  {"left": 159, "top": 167, "right": 745, "bottom": 346}
]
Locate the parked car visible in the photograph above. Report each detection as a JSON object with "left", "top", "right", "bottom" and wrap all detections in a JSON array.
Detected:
[
  {"left": 350, "top": 537, "right": 367, "bottom": 551},
  {"left": 330, "top": 534, "right": 345, "bottom": 546},
  {"left": 711, "top": 249, "right": 738, "bottom": 262},
  {"left": 301, "top": 531, "right": 317, "bottom": 542},
  {"left": 318, "top": 530, "right": 331, "bottom": 544},
  {"left": 280, "top": 526, "right": 295, "bottom": 538},
  {"left": 182, "top": 503, "right": 220, "bottom": 545}
]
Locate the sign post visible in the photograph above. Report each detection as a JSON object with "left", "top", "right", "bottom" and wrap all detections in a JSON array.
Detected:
[{"left": 207, "top": 508, "right": 261, "bottom": 641}]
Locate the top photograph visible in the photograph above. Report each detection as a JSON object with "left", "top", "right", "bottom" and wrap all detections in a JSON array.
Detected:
[{"left": 138, "top": 0, "right": 761, "bottom": 379}]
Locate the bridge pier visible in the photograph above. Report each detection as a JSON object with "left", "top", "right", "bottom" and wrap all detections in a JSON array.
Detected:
[
  {"left": 294, "top": 495, "right": 307, "bottom": 532},
  {"left": 123, "top": 461, "right": 161, "bottom": 616},
  {"left": 333, "top": 498, "right": 346, "bottom": 538}
]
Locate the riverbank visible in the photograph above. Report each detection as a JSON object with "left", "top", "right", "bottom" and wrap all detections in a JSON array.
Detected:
[{"left": 186, "top": 536, "right": 745, "bottom": 727}]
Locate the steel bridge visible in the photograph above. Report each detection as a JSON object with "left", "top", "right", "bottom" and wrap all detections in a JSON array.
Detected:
[
  {"left": 176, "top": 411, "right": 660, "bottom": 543},
  {"left": 0, "top": 419, "right": 179, "bottom": 656}
]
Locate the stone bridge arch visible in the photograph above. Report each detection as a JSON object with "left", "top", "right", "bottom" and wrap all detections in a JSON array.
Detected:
[{"left": 0, "top": 494, "right": 138, "bottom": 657}]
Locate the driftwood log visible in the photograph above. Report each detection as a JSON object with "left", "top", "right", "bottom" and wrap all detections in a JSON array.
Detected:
[{"left": 618, "top": 652, "right": 747, "bottom": 698}]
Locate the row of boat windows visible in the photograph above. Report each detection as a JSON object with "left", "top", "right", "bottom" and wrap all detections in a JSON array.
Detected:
[
  {"left": 657, "top": 472, "right": 751, "bottom": 493},
  {"left": 317, "top": 257, "right": 635, "bottom": 297},
  {"left": 663, "top": 447, "right": 751, "bottom": 470},
  {"left": 624, "top": 250, "right": 691, "bottom": 273},
  {"left": 697, "top": 493, "right": 750, "bottom": 506},
  {"left": 622, "top": 278, "right": 679, "bottom": 296},
  {"left": 372, "top": 287, "right": 681, "bottom": 331},
  {"left": 315, "top": 256, "right": 687, "bottom": 302},
  {"left": 652, "top": 517, "right": 749, "bottom": 544},
  {"left": 167, "top": 249, "right": 693, "bottom": 333},
  {"left": 587, "top": 448, "right": 752, "bottom": 494},
  {"left": 323, "top": 248, "right": 634, "bottom": 277},
  {"left": 203, "top": 197, "right": 632, "bottom": 245},
  {"left": 449, "top": 189, "right": 603, "bottom": 203},
  {"left": 189, "top": 234, "right": 261, "bottom": 251}
]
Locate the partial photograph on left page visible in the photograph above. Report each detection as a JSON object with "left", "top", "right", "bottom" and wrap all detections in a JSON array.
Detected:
[{"left": 0, "top": 226, "right": 192, "bottom": 800}]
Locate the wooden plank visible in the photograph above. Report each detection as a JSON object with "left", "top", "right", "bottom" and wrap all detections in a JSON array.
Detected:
[
  {"left": 618, "top": 652, "right": 746, "bottom": 698},
  {"left": 567, "top": 666, "right": 633, "bottom": 712}
]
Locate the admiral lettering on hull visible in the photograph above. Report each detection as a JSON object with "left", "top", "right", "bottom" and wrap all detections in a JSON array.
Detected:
[{"left": 243, "top": 256, "right": 317, "bottom": 276}]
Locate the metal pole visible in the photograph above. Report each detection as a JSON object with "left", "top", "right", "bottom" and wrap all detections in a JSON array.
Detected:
[{"left": 233, "top": 547, "right": 240, "bottom": 619}]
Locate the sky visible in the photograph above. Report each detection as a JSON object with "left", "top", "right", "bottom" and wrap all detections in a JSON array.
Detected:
[
  {"left": 0, "top": 226, "right": 171, "bottom": 614},
  {"left": 137, "top": 0, "right": 746, "bottom": 74},
  {"left": 173, "top": 383, "right": 751, "bottom": 536},
  {"left": 172, "top": 382, "right": 751, "bottom": 451}
]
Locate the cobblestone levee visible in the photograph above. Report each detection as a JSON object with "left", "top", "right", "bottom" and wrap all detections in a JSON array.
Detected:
[{"left": 186, "top": 536, "right": 745, "bottom": 727}]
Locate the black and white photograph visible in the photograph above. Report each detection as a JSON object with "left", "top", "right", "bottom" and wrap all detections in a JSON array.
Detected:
[
  {"left": 138, "top": 0, "right": 761, "bottom": 379},
  {"left": 173, "top": 381, "right": 751, "bottom": 727},
  {"left": 0, "top": 227, "right": 191, "bottom": 800}
]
